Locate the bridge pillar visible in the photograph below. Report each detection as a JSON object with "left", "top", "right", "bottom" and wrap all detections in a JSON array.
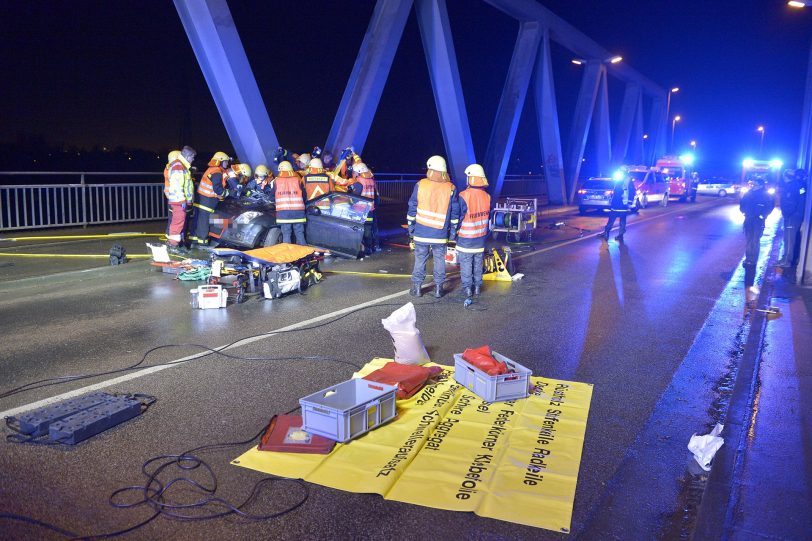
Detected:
[
  {"left": 325, "top": 0, "right": 413, "bottom": 157},
  {"left": 534, "top": 29, "right": 566, "bottom": 205},
  {"left": 173, "top": 0, "right": 279, "bottom": 167},
  {"left": 631, "top": 92, "right": 645, "bottom": 164},
  {"left": 416, "top": 0, "right": 476, "bottom": 188},
  {"left": 649, "top": 96, "right": 667, "bottom": 162},
  {"left": 486, "top": 21, "right": 544, "bottom": 201},
  {"left": 613, "top": 83, "right": 641, "bottom": 166},
  {"left": 796, "top": 38, "right": 812, "bottom": 284},
  {"left": 566, "top": 61, "right": 603, "bottom": 202}
]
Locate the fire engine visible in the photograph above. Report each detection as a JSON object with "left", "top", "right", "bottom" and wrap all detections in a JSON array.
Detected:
[
  {"left": 740, "top": 158, "right": 782, "bottom": 196},
  {"left": 655, "top": 155, "right": 694, "bottom": 202}
]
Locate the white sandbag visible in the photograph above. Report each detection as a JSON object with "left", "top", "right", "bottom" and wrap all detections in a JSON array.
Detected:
[{"left": 382, "top": 302, "right": 430, "bottom": 365}]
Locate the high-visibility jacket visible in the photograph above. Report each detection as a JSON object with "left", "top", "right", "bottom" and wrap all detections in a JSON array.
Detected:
[
  {"left": 406, "top": 178, "right": 459, "bottom": 244},
  {"left": 274, "top": 173, "right": 306, "bottom": 223},
  {"left": 303, "top": 171, "right": 334, "bottom": 201},
  {"left": 354, "top": 174, "right": 377, "bottom": 210},
  {"left": 456, "top": 187, "right": 491, "bottom": 253},
  {"left": 197, "top": 166, "right": 227, "bottom": 201},
  {"left": 163, "top": 156, "right": 193, "bottom": 204}
]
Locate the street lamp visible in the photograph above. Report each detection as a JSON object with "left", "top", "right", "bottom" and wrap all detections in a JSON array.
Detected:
[
  {"left": 690, "top": 140, "right": 697, "bottom": 151},
  {"left": 757, "top": 126, "right": 765, "bottom": 155},
  {"left": 665, "top": 87, "right": 680, "bottom": 151},
  {"left": 671, "top": 115, "right": 682, "bottom": 152},
  {"left": 572, "top": 55, "right": 622, "bottom": 66},
  {"left": 788, "top": 1, "right": 812, "bottom": 7}
]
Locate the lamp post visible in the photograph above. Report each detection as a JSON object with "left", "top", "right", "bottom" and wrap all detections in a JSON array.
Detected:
[
  {"left": 690, "top": 140, "right": 697, "bottom": 151},
  {"left": 757, "top": 126, "right": 765, "bottom": 155},
  {"left": 665, "top": 87, "right": 680, "bottom": 152},
  {"left": 671, "top": 115, "right": 681, "bottom": 153}
]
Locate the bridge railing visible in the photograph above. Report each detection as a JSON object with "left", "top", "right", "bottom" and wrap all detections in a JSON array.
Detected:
[{"left": 0, "top": 171, "right": 548, "bottom": 231}]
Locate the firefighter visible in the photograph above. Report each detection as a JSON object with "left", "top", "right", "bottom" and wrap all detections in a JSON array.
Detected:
[
  {"left": 455, "top": 164, "right": 491, "bottom": 298},
  {"left": 407, "top": 155, "right": 460, "bottom": 298},
  {"left": 303, "top": 158, "right": 334, "bottom": 202},
  {"left": 739, "top": 176, "right": 776, "bottom": 267},
  {"left": 296, "top": 153, "right": 312, "bottom": 172},
  {"left": 163, "top": 146, "right": 195, "bottom": 254},
  {"left": 225, "top": 163, "right": 251, "bottom": 198},
  {"left": 191, "top": 151, "right": 231, "bottom": 247},
  {"left": 348, "top": 159, "right": 379, "bottom": 255},
  {"left": 245, "top": 164, "right": 273, "bottom": 197},
  {"left": 778, "top": 168, "right": 807, "bottom": 267},
  {"left": 599, "top": 175, "right": 636, "bottom": 242},
  {"left": 273, "top": 161, "right": 307, "bottom": 245},
  {"left": 330, "top": 147, "right": 355, "bottom": 192}
]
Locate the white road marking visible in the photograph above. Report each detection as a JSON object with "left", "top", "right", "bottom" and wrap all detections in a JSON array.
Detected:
[{"left": 1, "top": 201, "right": 715, "bottom": 418}]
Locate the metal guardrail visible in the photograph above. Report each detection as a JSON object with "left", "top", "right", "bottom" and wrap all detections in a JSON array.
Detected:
[{"left": 0, "top": 171, "right": 548, "bottom": 231}]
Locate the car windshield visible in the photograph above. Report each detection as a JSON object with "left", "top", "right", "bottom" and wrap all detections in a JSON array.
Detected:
[
  {"left": 627, "top": 171, "right": 648, "bottom": 183},
  {"left": 660, "top": 167, "right": 684, "bottom": 179},
  {"left": 582, "top": 180, "right": 612, "bottom": 190},
  {"left": 311, "top": 194, "right": 371, "bottom": 223}
]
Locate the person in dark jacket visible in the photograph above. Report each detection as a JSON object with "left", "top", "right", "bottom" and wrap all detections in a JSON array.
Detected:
[
  {"left": 599, "top": 176, "right": 635, "bottom": 241},
  {"left": 739, "top": 177, "right": 776, "bottom": 267},
  {"left": 777, "top": 168, "right": 808, "bottom": 267}
]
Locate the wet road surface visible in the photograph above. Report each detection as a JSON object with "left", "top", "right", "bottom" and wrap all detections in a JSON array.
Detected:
[{"left": 0, "top": 198, "right": 772, "bottom": 539}]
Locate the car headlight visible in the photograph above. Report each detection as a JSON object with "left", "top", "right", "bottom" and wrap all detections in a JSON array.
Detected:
[
  {"left": 235, "top": 211, "right": 261, "bottom": 224},
  {"left": 767, "top": 187, "right": 776, "bottom": 195}
]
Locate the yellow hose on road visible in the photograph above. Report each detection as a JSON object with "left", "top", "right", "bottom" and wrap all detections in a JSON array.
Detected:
[
  {"left": 0, "top": 253, "right": 154, "bottom": 259},
  {"left": 0, "top": 233, "right": 164, "bottom": 241}
]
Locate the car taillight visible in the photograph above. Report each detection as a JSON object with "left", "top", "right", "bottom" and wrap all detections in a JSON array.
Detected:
[
  {"left": 578, "top": 189, "right": 586, "bottom": 194},
  {"left": 604, "top": 190, "right": 613, "bottom": 196}
]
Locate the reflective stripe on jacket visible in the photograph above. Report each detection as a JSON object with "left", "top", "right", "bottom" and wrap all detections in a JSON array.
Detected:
[
  {"left": 355, "top": 175, "right": 377, "bottom": 211},
  {"left": 456, "top": 187, "right": 491, "bottom": 252},
  {"left": 304, "top": 173, "right": 334, "bottom": 201},
  {"left": 274, "top": 174, "right": 306, "bottom": 223},
  {"left": 407, "top": 178, "right": 459, "bottom": 244},
  {"left": 198, "top": 166, "right": 226, "bottom": 200},
  {"left": 163, "top": 157, "right": 193, "bottom": 203}
]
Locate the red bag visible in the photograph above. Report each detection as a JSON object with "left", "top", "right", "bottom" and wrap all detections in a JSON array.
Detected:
[
  {"left": 462, "top": 345, "right": 508, "bottom": 376},
  {"left": 363, "top": 362, "right": 443, "bottom": 399}
]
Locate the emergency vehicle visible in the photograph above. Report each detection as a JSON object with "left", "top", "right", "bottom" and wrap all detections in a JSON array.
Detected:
[
  {"left": 619, "top": 165, "right": 669, "bottom": 208},
  {"left": 655, "top": 156, "right": 692, "bottom": 202},
  {"left": 740, "top": 158, "right": 782, "bottom": 196}
]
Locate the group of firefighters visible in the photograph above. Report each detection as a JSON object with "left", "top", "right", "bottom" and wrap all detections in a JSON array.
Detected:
[
  {"left": 163, "top": 147, "right": 495, "bottom": 300},
  {"left": 162, "top": 145, "right": 380, "bottom": 254}
]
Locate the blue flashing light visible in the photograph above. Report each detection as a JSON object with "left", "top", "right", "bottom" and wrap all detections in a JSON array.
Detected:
[
  {"left": 612, "top": 170, "right": 625, "bottom": 181},
  {"left": 743, "top": 158, "right": 755, "bottom": 169},
  {"left": 769, "top": 159, "right": 783, "bottom": 169},
  {"left": 679, "top": 153, "right": 695, "bottom": 166}
]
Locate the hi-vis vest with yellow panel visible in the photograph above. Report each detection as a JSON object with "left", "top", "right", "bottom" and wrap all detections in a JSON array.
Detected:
[
  {"left": 415, "top": 179, "right": 454, "bottom": 229},
  {"left": 198, "top": 166, "right": 226, "bottom": 200},
  {"left": 304, "top": 172, "right": 334, "bottom": 201}
]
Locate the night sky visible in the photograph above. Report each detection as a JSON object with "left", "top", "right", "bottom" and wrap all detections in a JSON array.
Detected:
[{"left": 2, "top": 1, "right": 811, "bottom": 176}]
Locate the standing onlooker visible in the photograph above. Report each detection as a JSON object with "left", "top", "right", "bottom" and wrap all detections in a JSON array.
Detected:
[
  {"left": 778, "top": 169, "right": 808, "bottom": 267},
  {"left": 163, "top": 146, "right": 195, "bottom": 254},
  {"left": 455, "top": 164, "right": 491, "bottom": 298},
  {"left": 407, "top": 155, "right": 460, "bottom": 298},
  {"left": 739, "top": 177, "right": 776, "bottom": 267},
  {"left": 599, "top": 176, "right": 636, "bottom": 242}
]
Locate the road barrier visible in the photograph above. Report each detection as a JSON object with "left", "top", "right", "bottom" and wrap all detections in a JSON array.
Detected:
[{"left": 0, "top": 171, "right": 548, "bottom": 232}]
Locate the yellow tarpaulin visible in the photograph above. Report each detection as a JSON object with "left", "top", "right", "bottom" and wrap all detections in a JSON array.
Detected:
[
  {"left": 233, "top": 358, "right": 592, "bottom": 533},
  {"left": 243, "top": 243, "right": 318, "bottom": 263}
]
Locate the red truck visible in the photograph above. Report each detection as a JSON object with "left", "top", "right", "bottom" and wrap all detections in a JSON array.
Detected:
[{"left": 655, "top": 156, "right": 692, "bottom": 202}]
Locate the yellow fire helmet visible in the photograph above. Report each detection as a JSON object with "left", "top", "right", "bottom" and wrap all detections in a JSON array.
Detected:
[
  {"left": 208, "top": 151, "right": 232, "bottom": 167},
  {"left": 427, "top": 155, "right": 447, "bottom": 173},
  {"left": 254, "top": 164, "right": 270, "bottom": 178},
  {"left": 464, "top": 163, "right": 488, "bottom": 187},
  {"left": 167, "top": 150, "right": 182, "bottom": 162},
  {"left": 277, "top": 161, "right": 294, "bottom": 172},
  {"left": 233, "top": 163, "right": 252, "bottom": 178}
]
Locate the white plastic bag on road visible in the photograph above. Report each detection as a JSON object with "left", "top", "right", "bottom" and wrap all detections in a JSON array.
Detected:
[
  {"left": 688, "top": 423, "right": 724, "bottom": 471},
  {"left": 382, "top": 302, "right": 430, "bottom": 365}
]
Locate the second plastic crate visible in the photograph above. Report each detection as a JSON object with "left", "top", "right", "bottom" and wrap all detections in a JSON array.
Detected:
[
  {"left": 300, "top": 379, "right": 397, "bottom": 443},
  {"left": 453, "top": 351, "right": 532, "bottom": 402}
]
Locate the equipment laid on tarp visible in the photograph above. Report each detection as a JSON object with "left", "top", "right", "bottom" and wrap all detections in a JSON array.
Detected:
[
  {"left": 211, "top": 244, "right": 323, "bottom": 302},
  {"left": 363, "top": 361, "right": 444, "bottom": 400},
  {"left": 5, "top": 391, "right": 155, "bottom": 445},
  {"left": 490, "top": 197, "right": 537, "bottom": 242},
  {"left": 258, "top": 414, "right": 336, "bottom": 454},
  {"left": 233, "top": 358, "right": 593, "bottom": 533},
  {"left": 299, "top": 378, "right": 398, "bottom": 443},
  {"left": 454, "top": 349, "right": 532, "bottom": 402}
]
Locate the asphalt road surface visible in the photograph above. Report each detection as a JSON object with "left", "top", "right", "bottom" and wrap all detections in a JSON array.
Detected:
[{"left": 0, "top": 198, "right": 768, "bottom": 539}]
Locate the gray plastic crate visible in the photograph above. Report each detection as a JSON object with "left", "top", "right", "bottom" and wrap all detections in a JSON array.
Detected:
[
  {"left": 453, "top": 351, "right": 532, "bottom": 402},
  {"left": 300, "top": 379, "right": 397, "bottom": 442}
]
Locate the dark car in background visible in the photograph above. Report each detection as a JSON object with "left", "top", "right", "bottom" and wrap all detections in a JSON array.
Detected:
[
  {"left": 577, "top": 177, "right": 615, "bottom": 214},
  {"left": 208, "top": 192, "right": 373, "bottom": 258}
]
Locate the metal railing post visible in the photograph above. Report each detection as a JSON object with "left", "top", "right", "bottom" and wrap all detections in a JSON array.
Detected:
[{"left": 81, "top": 173, "right": 88, "bottom": 228}]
